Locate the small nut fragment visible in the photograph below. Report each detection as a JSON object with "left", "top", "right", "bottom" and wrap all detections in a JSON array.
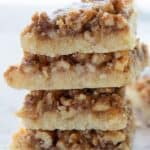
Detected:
[
  {"left": 58, "top": 105, "right": 66, "bottom": 111},
  {"left": 114, "top": 53, "right": 129, "bottom": 72},
  {"left": 92, "top": 100, "right": 110, "bottom": 111},
  {"left": 60, "top": 97, "right": 72, "bottom": 106},
  {"left": 69, "top": 133, "right": 78, "bottom": 143},
  {"left": 76, "top": 94, "right": 86, "bottom": 101},
  {"left": 56, "top": 141, "right": 67, "bottom": 150},
  {"left": 92, "top": 136, "right": 99, "bottom": 146},
  {"left": 116, "top": 15, "right": 127, "bottom": 29},
  {"left": 56, "top": 19, "right": 65, "bottom": 28},
  {"left": 35, "top": 132, "right": 52, "bottom": 149},
  {"left": 42, "top": 67, "right": 49, "bottom": 79},
  {"left": 46, "top": 92, "right": 54, "bottom": 105},
  {"left": 36, "top": 100, "right": 45, "bottom": 116},
  {"left": 102, "top": 12, "right": 115, "bottom": 26}
]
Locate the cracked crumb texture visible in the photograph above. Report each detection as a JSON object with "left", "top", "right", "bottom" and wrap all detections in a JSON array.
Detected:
[
  {"left": 18, "top": 88, "right": 125, "bottom": 119},
  {"left": 22, "top": 0, "right": 134, "bottom": 38}
]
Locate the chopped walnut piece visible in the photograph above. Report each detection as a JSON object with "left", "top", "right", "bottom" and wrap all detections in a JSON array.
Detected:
[
  {"left": 60, "top": 97, "right": 72, "bottom": 106},
  {"left": 69, "top": 133, "right": 79, "bottom": 143},
  {"left": 92, "top": 99, "right": 111, "bottom": 111},
  {"left": 102, "top": 12, "right": 115, "bottom": 26},
  {"left": 35, "top": 131, "right": 52, "bottom": 149}
]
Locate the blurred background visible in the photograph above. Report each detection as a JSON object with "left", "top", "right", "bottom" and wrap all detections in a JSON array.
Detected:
[{"left": 0, "top": 0, "right": 150, "bottom": 149}]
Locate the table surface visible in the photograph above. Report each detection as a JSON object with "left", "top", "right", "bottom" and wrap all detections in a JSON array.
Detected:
[{"left": 0, "top": 1, "right": 150, "bottom": 149}]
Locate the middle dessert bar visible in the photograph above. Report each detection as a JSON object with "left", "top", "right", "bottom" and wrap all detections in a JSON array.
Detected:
[
  {"left": 17, "top": 88, "right": 131, "bottom": 131},
  {"left": 5, "top": 41, "right": 148, "bottom": 90}
]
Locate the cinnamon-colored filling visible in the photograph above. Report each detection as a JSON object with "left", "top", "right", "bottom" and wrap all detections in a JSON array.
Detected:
[
  {"left": 21, "top": 51, "right": 130, "bottom": 75},
  {"left": 20, "top": 42, "right": 147, "bottom": 76},
  {"left": 20, "top": 88, "right": 126, "bottom": 119}
]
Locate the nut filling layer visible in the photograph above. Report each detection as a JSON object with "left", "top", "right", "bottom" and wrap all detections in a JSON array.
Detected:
[
  {"left": 20, "top": 42, "right": 147, "bottom": 76},
  {"left": 19, "top": 88, "right": 125, "bottom": 120},
  {"left": 23, "top": 0, "right": 134, "bottom": 38},
  {"left": 12, "top": 124, "right": 133, "bottom": 150}
]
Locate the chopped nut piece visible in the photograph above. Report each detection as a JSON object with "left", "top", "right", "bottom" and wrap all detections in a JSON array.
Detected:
[
  {"left": 35, "top": 132, "right": 52, "bottom": 149},
  {"left": 92, "top": 100, "right": 111, "bottom": 111},
  {"left": 102, "top": 12, "right": 115, "bottom": 26},
  {"left": 60, "top": 97, "right": 72, "bottom": 106}
]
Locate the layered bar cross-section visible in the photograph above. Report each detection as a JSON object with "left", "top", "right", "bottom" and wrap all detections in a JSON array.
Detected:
[
  {"left": 5, "top": 42, "right": 148, "bottom": 90},
  {"left": 17, "top": 88, "right": 131, "bottom": 131}
]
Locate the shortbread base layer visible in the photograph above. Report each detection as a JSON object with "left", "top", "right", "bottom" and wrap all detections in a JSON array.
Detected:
[
  {"left": 19, "top": 109, "right": 128, "bottom": 131},
  {"left": 5, "top": 67, "right": 137, "bottom": 90},
  {"left": 11, "top": 127, "right": 134, "bottom": 150}
]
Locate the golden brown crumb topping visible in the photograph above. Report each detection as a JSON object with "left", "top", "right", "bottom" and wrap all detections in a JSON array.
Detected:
[
  {"left": 23, "top": 0, "right": 133, "bottom": 38},
  {"left": 18, "top": 128, "right": 130, "bottom": 150},
  {"left": 21, "top": 50, "right": 130, "bottom": 76},
  {"left": 19, "top": 88, "right": 125, "bottom": 119}
]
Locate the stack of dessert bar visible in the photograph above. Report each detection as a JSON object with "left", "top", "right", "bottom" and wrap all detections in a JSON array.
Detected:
[{"left": 4, "top": 0, "right": 148, "bottom": 149}]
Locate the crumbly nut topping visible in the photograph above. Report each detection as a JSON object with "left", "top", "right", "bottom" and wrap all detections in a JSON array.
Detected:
[
  {"left": 25, "top": 129, "right": 129, "bottom": 150},
  {"left": 21, "top": 51, "right": 130, "bottom": 76},
  {"left": 19, "top": 88, "right": 125, "bottom": 119},
  {"left": 23, "top": 0, "right": 133, "bottom": 38}
]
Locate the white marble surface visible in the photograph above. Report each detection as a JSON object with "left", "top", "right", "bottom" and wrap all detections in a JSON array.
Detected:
[{"left": 0, "top": 1, "right": 150, "bottom": 149}]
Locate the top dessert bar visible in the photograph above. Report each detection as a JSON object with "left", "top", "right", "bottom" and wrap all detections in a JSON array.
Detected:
[{"left": 21, "top": 0, "right": 136, "bottom": 57}]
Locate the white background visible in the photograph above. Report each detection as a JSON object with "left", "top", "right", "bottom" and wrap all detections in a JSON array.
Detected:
[{"left": 0, "top": 0, "right": 150, "bottom": 149}]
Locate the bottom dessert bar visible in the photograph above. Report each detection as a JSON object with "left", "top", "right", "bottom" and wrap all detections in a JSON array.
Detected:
[
  {"left": 17, "top": 88, "right": 130, "bottom": 131},
  {"left": 11, "top": 124, "right": 134, "bottom": 150}
]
